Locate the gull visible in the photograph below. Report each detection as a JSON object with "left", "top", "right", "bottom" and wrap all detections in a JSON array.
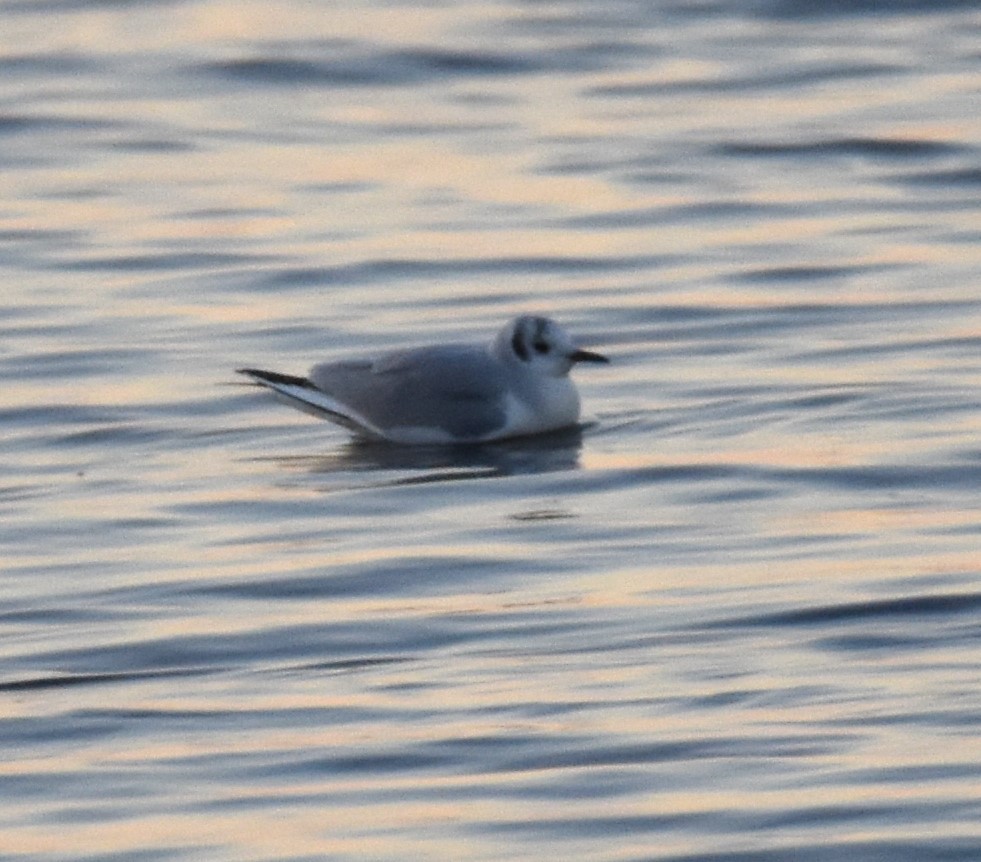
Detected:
[{"left": 237, "top": 315, "right": 608, "bottom": 444}]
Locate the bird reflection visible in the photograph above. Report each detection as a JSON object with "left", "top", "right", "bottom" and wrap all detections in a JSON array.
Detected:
[{"left": 267, "top": 424, "right": 589, "bottom": 487}]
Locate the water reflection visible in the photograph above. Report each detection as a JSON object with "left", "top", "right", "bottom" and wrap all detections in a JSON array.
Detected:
[{"left": 262, "top": 425, "right": 590, "bottom": 486}]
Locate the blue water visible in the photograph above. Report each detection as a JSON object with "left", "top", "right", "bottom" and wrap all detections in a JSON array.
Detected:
[{"left": 1, "top": 0, "right": 980, "bottom": 859}]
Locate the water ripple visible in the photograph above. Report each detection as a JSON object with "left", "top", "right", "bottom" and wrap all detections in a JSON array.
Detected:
[{"left": 2, "top": 0, "right": 979, "bottom": 859}]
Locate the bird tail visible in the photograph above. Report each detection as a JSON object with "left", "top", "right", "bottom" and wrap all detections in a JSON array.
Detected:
[{"left": 236, "top": 368, "right": 382, "bottom": 437}]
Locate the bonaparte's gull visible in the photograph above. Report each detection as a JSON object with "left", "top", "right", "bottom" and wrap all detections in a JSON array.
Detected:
[{"left": 238, "top": 315, "right": 608, "bottom": 444}]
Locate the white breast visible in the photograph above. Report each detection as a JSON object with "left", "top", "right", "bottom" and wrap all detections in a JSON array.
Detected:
[{"left": 496, "top": 377, "right": 581, "bottom": 439}]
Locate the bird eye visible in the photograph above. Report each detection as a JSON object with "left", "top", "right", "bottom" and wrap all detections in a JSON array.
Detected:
[{"left": 533, "top": 341, "right": 549, "bottom": 354}]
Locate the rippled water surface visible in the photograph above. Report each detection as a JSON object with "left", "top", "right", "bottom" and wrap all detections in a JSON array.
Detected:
[{"left": 2, "top": 0, "right": 980, "bottom": 859}]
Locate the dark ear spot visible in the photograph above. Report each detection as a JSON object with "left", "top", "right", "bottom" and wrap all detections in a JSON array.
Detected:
[
  {"left": 511, "top": 329, "right": 529, "bottom": 361},
  {"left": 531, "top": 317, "right": 550, "bottom": 354}
]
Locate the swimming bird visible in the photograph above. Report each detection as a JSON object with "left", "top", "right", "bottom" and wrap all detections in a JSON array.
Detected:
[{"left": 237, "top": 315, "right": 608, "bottom": 444}]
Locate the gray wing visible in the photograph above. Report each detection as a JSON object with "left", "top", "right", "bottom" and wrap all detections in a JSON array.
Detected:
[{"left": 308, "top": 345, "right": 508, "bottom": 440}]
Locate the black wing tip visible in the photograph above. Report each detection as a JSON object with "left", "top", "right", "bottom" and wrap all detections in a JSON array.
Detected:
[{"left": 236, "top": 368, "right": 316, "bottom": 388}]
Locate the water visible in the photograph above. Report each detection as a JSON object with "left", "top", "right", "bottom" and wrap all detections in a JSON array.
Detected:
[{"left": 1, "top": 0, "right": 980, "bottom": 859}]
